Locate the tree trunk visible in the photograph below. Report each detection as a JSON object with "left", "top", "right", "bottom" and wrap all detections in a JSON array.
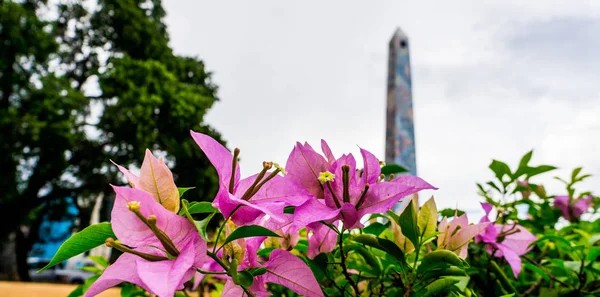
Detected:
[
  {"left": 14, "top": 208, "right": 45, "bottom": 282},
  {"left": 15, "top": 228, "right": 31, "bottom": 282}
]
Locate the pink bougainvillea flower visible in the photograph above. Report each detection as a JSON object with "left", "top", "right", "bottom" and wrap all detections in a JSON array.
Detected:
[
  {"left": 437, "top": 213, "right": 489, "bottom": 259},
  {"left": 190, "top": 131, "right": 312, "bottom": 225},
  {"left": 217, "top": 237, "right": 324, "bottom": 297},
  {"left": 256, "top": 214, "right": 299, "bottom": 251},
  {"left": 476, "top": 203, "right": 537, "bottom": 278},
  {"left": 287, "top": 140, "right": 436, "bottom": 230},
  {"left": 85, "top": 186, "right": 206, "bottom": 297},
  {"left": 554, "top": 195, "right": 592, "bottom": 222},
  {"left": 306, "top": 222, "right": 338, "bottom": 259},
  {"left": 112, "top": 149, "right": 180, "bottom": 213}
]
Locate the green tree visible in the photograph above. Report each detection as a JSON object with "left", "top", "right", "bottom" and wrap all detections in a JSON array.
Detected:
[{"left": 0, "top": 0, "right": 223, "bottom": 280}]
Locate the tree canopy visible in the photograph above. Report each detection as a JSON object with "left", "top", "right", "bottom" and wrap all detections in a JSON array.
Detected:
[{"left": 0, "top": 0, "right": 224, "bottom": 280}]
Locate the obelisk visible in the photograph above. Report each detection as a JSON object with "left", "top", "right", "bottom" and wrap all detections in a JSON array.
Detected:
[{"left": 385, "top": 27, "right": 417, "bottom": 176}]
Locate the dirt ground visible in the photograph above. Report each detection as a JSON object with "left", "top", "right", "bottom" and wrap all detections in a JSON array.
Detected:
[{"left": 0, "top": 281, "right": 121, "bottom": 297}]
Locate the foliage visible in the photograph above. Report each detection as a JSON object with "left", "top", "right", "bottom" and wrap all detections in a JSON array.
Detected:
[
  {"left": 469, "top": 151, "right": 600, "bottom": 297},
  {"left": 44, "top": 132, "right": 598, "bottom": 296},
  {"left": 0, "top": 0, "right": 223, "bottom": 280}
]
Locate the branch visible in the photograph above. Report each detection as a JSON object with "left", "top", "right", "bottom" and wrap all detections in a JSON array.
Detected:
[
  {"left": 338, "top": 228, "right": 360, "bottom": 296},
  {"left": 522, "top": 277, "right": 543, "bottom": 296},
  {"left": 206, "top": 251, "right": 255, "bottom": 297},
  {"left": 195, "top": 268, "right": 227, "bottom": 275},
  {"left": 523, "top": 255, "right": 573, "bottom": 288}
]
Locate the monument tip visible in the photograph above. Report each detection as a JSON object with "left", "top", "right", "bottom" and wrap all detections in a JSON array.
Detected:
[{"left": 391, "top": 27, "right": 409, "bottom": 41}]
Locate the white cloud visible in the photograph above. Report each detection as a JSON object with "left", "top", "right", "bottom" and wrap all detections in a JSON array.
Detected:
[{"left": 163, "top": 1, "right": 600, "bottom": 215}]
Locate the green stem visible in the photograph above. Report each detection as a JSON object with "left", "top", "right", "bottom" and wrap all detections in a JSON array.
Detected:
[
  {"left": 338, "top": 227, "right": 360, "bottom": 296},
  {"left": 490, "top": 259, "right": 517, "bottom": 294},
  {"left": 195, "top": 268, "right": 228, "bottom": 275},
  {"left": 413, "top": 238, "right": 421, "bottom": 270},
  {"left": 206, "top": 251, "right": 255, "bottom": 297},
  {"left": 207, "top": 251, "right": 229, "bottom": 271},
  {"left": 213, "top": 205, "right": 242, "bottom": 253}
]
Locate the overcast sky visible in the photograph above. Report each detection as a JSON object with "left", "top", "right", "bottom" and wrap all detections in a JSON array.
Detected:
[{"left": 162, "top": 1, "right": 600, "bottom": 214}]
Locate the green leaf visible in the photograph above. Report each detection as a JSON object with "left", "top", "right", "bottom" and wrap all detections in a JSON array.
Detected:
[
  {"left": 523, "top": 263, "right": 550, "bottom": 281},
  {"left": 526, "top": 165, "right": 557, "bottom": 178},
  {"left": 82, "top": 274, "right": 100, "bottom": 293},
  {"left": 586, "top": 247, "right": 600, "bottom": 263},
  {"left": 248, "top": 267, "right": 267, "bottom": 276},
  {"left": 363, "top": 222, "right": 389, "bottom": 236},
  {"left": 386, "top": 210, "right": 400, "bottom": 224},
  {"left": 353, "top": 234, "right": 407, "bottom": 268},
  {"left": 398, "top": 198, "right": 420, "bottom": 248},
  {"left": 222, "top": 225, "right": 280, "bottom": 247},
  {"left": 180, "top": 200, "right": 215, "bottom": 241},
  {"left": 571, "top": 167, "right": 582, "bottom": 182},
  {"left": 421, "top": 231, "right": 443, "bottom": 246},
  {"left": 67, "top": 286, "right": 83, "bottom": 297},
  {"left": 369, "top": 213, "right": 389, "bottom": 220},
  {"left": 39, "top": 222, "right": 115, "bottom": 272},
  {"left": 186, "top": 201, "right": 217, "bottom": 214},
  {"left": 476, "top": 183, "right": 487, "bottom": 195},
  {"left": 439, "top": 208, "right": 465, "bottom": 218},
  {"left": 530, "top": 235, "right": 573, "bottom": 251},
  {"left": 236, "top": 270, "right": 254, "bottom": 287},
  {"left": 294, "top": 241, "right": 308, "bottom": 254},
  {"left": 513, "top": 150, "right": 533, "bottom": 178},
  {"left": 81, "top": 266, "right": 102, "bottom": 273},
  {"left": 519, "top": 151, "right": 533, "bottom": 169},
  {"left": 417, "top": 250, "right": 465, "bottom": 274},
  {"left": 490, "top": 260, "right": 517, "bottom": 293},
  {"left": 196, "top": 213, "right": 216, "bottom": 241},
  {"left": 486, "top": 181, "right": 502, "bottom": 193},
  {"left": 576, "top": 174, "right": 591, "bottom": 183},
  {"left": 416, "top": 278, "right": 459, "bottom": 297},
  {"left": 88, "top": 255, "right": 109, "bottom": 268},
  {"left": 418, "top": 197, "right": 438, "bottom": 239},
  {"left": 419, "top": 266, "right": 466, "bottom": 282},
  {"left": 351, "top": 244, "right": 383, "bottom": 276},
  {"left": 489, "top": 160, "right": 512, "bottom": 181},
  {"left": 588, "top": 234, "right": 600, "bottom": 246},
  {"left": 120, "top": 283, "right": 147, "bottom": 297},
  {"left": 178, "top": 187, "right": 195, "bottom": 197},
  {"left": 257, "top": 247, "right": 275, "bottom": 258},
  {"left": 381, "top": 164, "right": 409, "bottom": 175},
  {"left": 284, "top": 206, "right": 296, "bottom": 214}
]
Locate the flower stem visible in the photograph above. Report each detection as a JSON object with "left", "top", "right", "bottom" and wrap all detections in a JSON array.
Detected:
[
  {"left": 195, "top": 268, "right": 228, "bottom": 275},
  {"left": 206, "top": 251, "right": 255, "bottom": 297},
  {"left": 338, "top": 227, "right": 360, "bottom": 296},
  {"left": 413, "top": 239, "right": 421, "bottom": 271},
  {"left": 213, "top": 205, "right": 242, "bottom": 253},
  {"left": 207, "top": 251, "right": 229, "bottom": 271}
]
